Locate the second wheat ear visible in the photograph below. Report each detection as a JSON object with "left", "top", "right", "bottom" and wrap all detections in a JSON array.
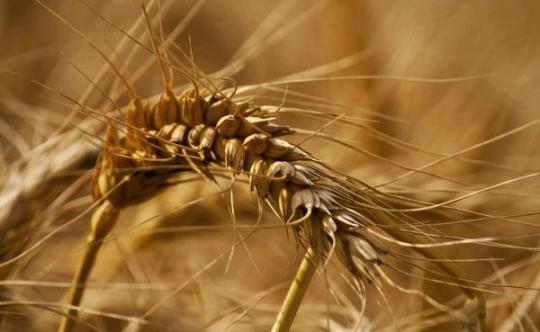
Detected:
[{"left": 58, "top": 82, "right": 487, "bottom": 331}]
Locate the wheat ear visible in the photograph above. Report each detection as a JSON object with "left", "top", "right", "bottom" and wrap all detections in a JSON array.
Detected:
[{"left": 54, "top": 76, "right": 493, "bottom": 329}]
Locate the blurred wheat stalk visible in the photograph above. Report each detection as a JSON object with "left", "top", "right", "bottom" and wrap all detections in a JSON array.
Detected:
[{"left": 1, "top": 1, "right": 540, "bottom": 331}]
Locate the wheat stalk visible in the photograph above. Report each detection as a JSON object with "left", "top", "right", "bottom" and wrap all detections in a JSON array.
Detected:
[{"left": 271, "top": 246, "right": 317, "bottom": 332}]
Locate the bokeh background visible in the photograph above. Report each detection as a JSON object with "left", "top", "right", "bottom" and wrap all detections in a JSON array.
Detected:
[{"left": 1, "top": 1, "right": 539, "bottom": 331}]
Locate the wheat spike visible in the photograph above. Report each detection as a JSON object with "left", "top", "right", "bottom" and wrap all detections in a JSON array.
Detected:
[{"left": 57, "top": 79, "right": 490, "bottom": 331}]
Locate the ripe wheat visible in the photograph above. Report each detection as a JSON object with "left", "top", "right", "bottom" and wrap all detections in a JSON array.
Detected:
[
  {"left": 2, "top": 1, "right": 539, "bottom": 332},
  {"left": 59, "top": 67, "right": 488, "bottom": 332}
]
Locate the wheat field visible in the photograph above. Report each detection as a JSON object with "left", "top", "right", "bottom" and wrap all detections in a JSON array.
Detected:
[{"left": 0, "top": 1, "right": 539, "bottom": 331}]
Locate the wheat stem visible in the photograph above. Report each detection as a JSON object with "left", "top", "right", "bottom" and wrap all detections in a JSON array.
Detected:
[
  {"left": 271, "top": 246, "right": 317, "bottom": 332},
  {"left": 58, "top": 200, "right": 118, "bottom": 332}
]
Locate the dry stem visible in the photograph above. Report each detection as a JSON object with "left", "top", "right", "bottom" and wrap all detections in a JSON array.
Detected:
[
  {"left": 58, "top": 200, "right": 118, "bottom": 332},
  {"left": 271, "top": 247, "right": 317, "bottom": 332}
]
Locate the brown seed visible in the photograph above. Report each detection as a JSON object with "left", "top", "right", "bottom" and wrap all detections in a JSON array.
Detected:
[
  {"left": 291, "top": 188, "right": 315, "bottom": 211},
  {"left": 205, "top": 99, "right": 230, "bottom": 125},
  {"left": 268, "top": 161, "right": 295, "bottom": 181},
  {"left": 352, "top": 238, "right": 379, "bottom": 262},
  {"left": 211, "top": 135, "right": 226, "bottom": 161},
  {"left": 96, "top": 172, "right": 110, "bottom": 198},
  {"left": 290, "top": 167, "right": 313, "bottom": 186},
  {"left": 157, "top": 123, "right": 178, "bottom": 140},
  {"left": 249, "top": 158, "right": 269, "bottom": 194},
  {"left": 264, "top": 138, "right": 310, "bottom": 161},
  {"left": 236, "top": 117, "right": 269, "bottom": 136},
  {"left": 178, "top": 89, "right": 206, "bottom": 127},
  {"left": 322, "top": 215, "right": 337, "bottom": 235},
  {"left": 170, "top": 124, "right": 187, "bottom": 143},
  {"left": 261, "top": 122, "right": 291, "bottom": 136},
  {"left": 224, "top": 139, "right": 245, "bottom": 174},
  {"left": 279, "top": 186, "right": 291, "bottom": 219},
  {"left": 188, "top": 124, "right": 205, "bottom": 148},
  {"left": 126, "top": 98, "right": 147, "bottom": 128},
  {"left": 243, "top": 133, "right": 268, "bottom": 154},
  {"left": 153, "top": 90, "right": 179, "bottom": 128},
  {"left": 216, "top": 115, "right": 241, "bottom": 137},
  {"left": 199, "top": 127, "right": 217, "bottom": 150}
]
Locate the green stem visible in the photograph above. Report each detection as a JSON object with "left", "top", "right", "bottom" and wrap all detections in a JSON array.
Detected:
[{"left": 272, "top": 247, "right": 317, "bottom": 332}]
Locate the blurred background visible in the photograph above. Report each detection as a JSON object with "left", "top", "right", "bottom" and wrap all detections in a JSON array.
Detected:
[{"left": 0, "top": 1, "right": 539, "bottom": 331}]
